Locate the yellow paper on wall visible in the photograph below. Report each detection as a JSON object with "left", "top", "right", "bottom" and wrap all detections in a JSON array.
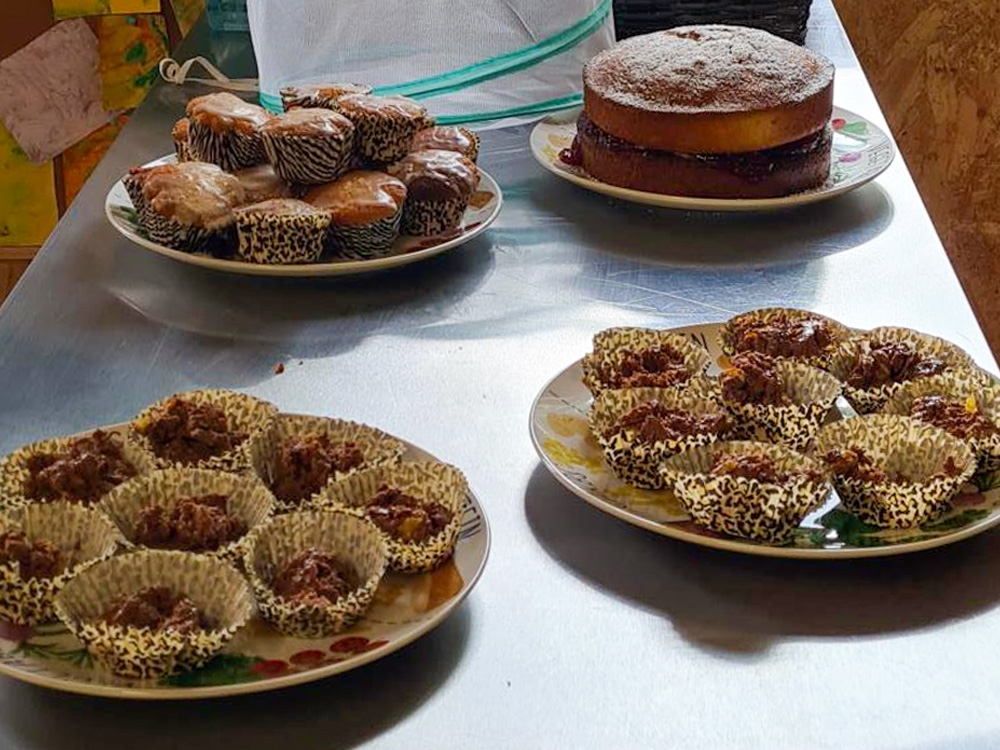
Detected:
[
  {"left": 0, "top": 123, "right": 58, "bottom": 246},
  {"left": 96, "top": 14, "right": 169, "bottom": 112},
  {"left": 62, "top": 114, "right": 129, "bottom": 207},
  {"left": 53, "top": 0, "right": 160, "bottom": 19},
  {"left": 170, "top": 0, "right": 206, "bottom": 37}
]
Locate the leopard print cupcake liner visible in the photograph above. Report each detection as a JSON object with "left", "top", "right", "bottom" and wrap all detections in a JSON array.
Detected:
[
  {"left": 719, "top": 308, "right": 852, "bottom": 367},
  {"left": 53, "top": 549, "right": 254, "bottom": 679},
  {"left": 261, "top": 129, "right": 355, "bottom": 185},
  {"left": 235, "top": 210, "right": 331, "bottom": 265},
  {"left": 400, "top": 196, "right": 468, "bottom": 237},
  {"left": 661, "top": 441, "right": 831, "bottom": 544},
  {"left": 581, "top": 327, "right": 712, "bottom": 396},
  {"left": 0, "top": 428, "right": 156, "bottom": 511},
  {"left": 590, "top": 385, "right": 730, "bottom": 489},
  {"left": 0, "top": 503, "right": 122, "bottom": 625},
  {"left": 722, "top": 359, "right": 843, "bottom": 450},
  {"left": 99, "top": 468, "right": 276, "bottom": 566},
  {"left": 328, "top": 208, "right": 403, "bottom": 260},
  {"left": 457, "top": 127, "right": 480, "bottom": 163},
  {"left": 280, "top": 84, "right": 373, "bottom": 112},
  {"left": 187, "top": 121, "right": 266, "bottom": 172},
  {"left": 826, "top": 327, "right": 975, "bottom": 414},
  {"left": 315, "top": 461, "right": 467, "bottom": 573},
  {"left": 340, "top": 108, "right": 433, "bottom": 164},
  {"left": 243, "top": 510, "right": 387, "bottom": 638},
  {"left": 881, "top": 370, "right": 1000, "bottom": 473},
  {"left": 130, "top": 389, "right": 278, "bottom": 473},
  {"left": 812, "top": 414, "right": 976, "bottom": 528},
  {"left": 250, "top": 414, "right": 405, "bottom": 513}
]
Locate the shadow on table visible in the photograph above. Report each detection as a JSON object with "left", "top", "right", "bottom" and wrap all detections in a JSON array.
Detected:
[
  {"left": 0, "top": 605, "right": 471, "bottom": 750},
  {"left": 524, "top": 463, "right": 1000, "bottom": 658},
  {"left": 528, "top": 175, "right": 894, "bottom": 268}
]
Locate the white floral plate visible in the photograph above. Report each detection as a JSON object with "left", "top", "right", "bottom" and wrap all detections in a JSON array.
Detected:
[
  {"left": 0, "top": 425, "right": 489, "bottom": 699},
  {"left": 529, "top": 322, "right": 1000, "bottom": 559},
  {"left": 105, "top": 154, "right": 503, "bottom": 277},
  {"left": 529, "top": 106, "right": 894, "bottom": 212}
]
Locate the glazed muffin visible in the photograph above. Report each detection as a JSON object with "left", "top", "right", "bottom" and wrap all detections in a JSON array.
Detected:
[
  {"left": 0, "top": 428, "right": 155, "bottom": 510},
  {"left": 234, "top": 198, "right": 332, "bottom": 265},
  {"left": 124, "top": 162, "right": 244, "bottom": 251},
  {"left": 814, "top": 414, "right": 975, "bottom": 528},
  {"left": 54, "top": 549, "right": 254, "bottom": 678},
  {"left": 304, "top": 171, "right": 407, "bottom": 259},
  {"left": 336, "top": 93, "right": 433, "bottom": 163},
  {"left": 280, "top": 82, "right": 372, "bottom": 112},
  {"left": 720, "top": 308, "right": 852, "bottom": 366},
  {"left": 233, "top": 163, "right": 295, "bottom": 203},
  {"left": 185, "top": 92, "right": 271, "bottom": 172},
  {"left": 581, "top": 327, "right": 712, "bottom": 396},
  {"left": 388, "top": 149, "right": 479, "bottom": 236},
  {"left": 409, "top": 125, "right": 480, "bottom": 162},
  {"left": 260, "top": 109, "right": 355, "bottom": 185},
  {"left": 660, "top": 441, "right": 831, "bottom": 544},
  {"left": 172, "top": 117, "right": 193, "bottom": 162},
  {"left": 0, "top": 502, "right": 121, "bottom": 625}
]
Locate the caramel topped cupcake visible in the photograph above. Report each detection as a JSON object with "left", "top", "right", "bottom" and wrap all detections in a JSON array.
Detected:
[
  {"left": 186, "top": 92, "right": 271, "bottom": 172},
  {"left": 280, "top": 82, "right": 372, "bottom": 111},
  {"left": 336, "top": 94, "right": 432, "bottom": 163},
  {"left": 234, "top": 164, "right": 294, "bottom": 203},
  {"left": 720, "top": 308, "right": 851, "bottom": 365},
  {"left": 304, "top": 171, "right": 407, "bottom": 259},
  {"left": 234, "top": 198, "right": 332, "bottom": 265},
  {"left": 172, "top": 117, "right": 192, "bottom": 161},
  {"left": 388, "top": 149, "right": 479, "bottom": 236},
  {"left": 260, "top": 109, "right": 355, "bottom": 184},
  {"left": 410, "top": 125, "right": 480, "bottom": 162}
]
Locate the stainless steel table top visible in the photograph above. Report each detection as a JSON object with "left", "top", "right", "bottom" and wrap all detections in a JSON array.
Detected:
[{"left": 1, "top": 4, "right": 998, "bottom": 748}]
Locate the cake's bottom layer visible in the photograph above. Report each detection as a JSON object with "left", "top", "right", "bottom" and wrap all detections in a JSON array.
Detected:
[{"left": 566, "top": 113, "right": 833, "bottom": 199}]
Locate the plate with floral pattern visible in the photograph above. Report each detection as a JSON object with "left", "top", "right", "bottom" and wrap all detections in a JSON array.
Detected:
[
  {"left": 105, "top": 154, "right": 502, "bottom": 277},
  {"left": 0, "top": 432, "right": 489, "bottom": 699},
  {"left": 529, "top": 106, "right": 894, "bottom": 212},
  {"left": 529, "top": 322, "right": 1000, "bottom": 559}
]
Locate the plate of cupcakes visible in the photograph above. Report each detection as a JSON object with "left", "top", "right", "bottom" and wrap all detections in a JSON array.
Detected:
[
  {"left": 530, "top": 308, "right": 1000, "bottom": 558},
  {"left": 0, "top": 389, "right": 489, "bottom": 698},
  {"left": 106, "top": 87, "right": 502, "bottom": 276},
  {"left": 530, "top": 26, "right": 895, "bottom": 211}
]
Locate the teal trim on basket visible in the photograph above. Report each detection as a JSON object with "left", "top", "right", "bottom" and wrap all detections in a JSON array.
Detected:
[
  {"left": 435, "top": 94, "right": 583, "bottom": 125},
  {"left": 260, "top": 91, "right": 282, "bottom": 114}
]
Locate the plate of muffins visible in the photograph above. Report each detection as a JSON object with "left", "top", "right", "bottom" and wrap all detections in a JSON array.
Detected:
[
  {"left": 105, "top": 85, "right": 502, "bottom": 276},
  {"left": 530, "top": 309, "right": 1000, "bottom": 558},
  {"left": 0, "top": 389, "right": 489, "bottom": 698},
  {"left": 530, "top": 25, "right": 895, "bottom": 211}
]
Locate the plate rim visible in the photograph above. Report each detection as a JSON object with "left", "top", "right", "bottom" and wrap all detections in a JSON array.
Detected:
[
  {"left": 528, "top": 105, "right": 895, "bottom": 212},
  {"left": 0, "top": 422, "right": 491, "bottom": 700},
  {"left": 528, "top": 322, "right": 1000, "bottom": 560},
  {"left": 104, "top": 157, "right": 503, "bottom": 278}
]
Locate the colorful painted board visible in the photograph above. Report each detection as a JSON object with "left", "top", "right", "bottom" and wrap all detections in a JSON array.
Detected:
[
  {"left": 53, "top": 0, "right": 161, "bottom": 19},
  {"left": 62, "top": 115, "right": 129, "bottom": 206},
  {"left": 95, "top": 14, "right": 169, "bottom": 112},
  {"left": 0, "top": 123, "right": 58, "bottom": 246}
]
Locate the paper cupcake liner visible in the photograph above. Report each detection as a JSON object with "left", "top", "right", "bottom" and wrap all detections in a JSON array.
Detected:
[
  {"left": 235, "top": 210, "right": 331, "bottom": 265},
  {"left": 590, "top": 385, "right": 730, "bottom": 489},
  {"left": 582, "top": 327, "right": 712, "bottom": 396},
  {"left": 400, "top": 196, "right": 468, "bottom": 237},
  {"left": 315, "top": 461, "right": 467, "bottom": 573},
  {"left": 328, "top": 207, "right": 403, "bottom": 260},
  {"left": 881, "top": 370, "right": 1000, "bottom": 473},
  {"left": 341, "top": 109, "right": 433, "bottom": 164},
  {"left": 661, "top": 441, "right": 831, "bottom": 544},
  {"left": 173, "top": 135, "right": 193, "bottom": 162},
  {"left": 99, "top": 468, "right": 275, "bottom": 565},
  {"left": 53, "top": 549, "right": 254, "bottom": 679},
  {"left": 261, "top": 129, "right": 355, "bottom": 185},
  {"left": 827, "top": 327, "right": 975, "bottom": 414},
  {"left": 250, "top": 414, "right": 405, "bottom": 512},
  {"left": 123, "top": 171, "right": 149, "bottom": 215},
  {"left": 719, "top": 307, "right": 852, "bottom": 367},
  {"left": 280, "top": 85, "right": 373, "bottom": 111},
  {"left": 244, "top": 510, "right": 387, "bottom": 638},
  {"left": 0, "top": 503, "right": 121, "bottom": 625},
  {"left": 721, "top": 359, "right": 842, "bottom": 450},
  {"left": 130, "top": 389, "right": 278, "bottom": 473},
  {"left": 188, "top": 121, "right": 266, "bottom": 172},
  {"left": 0, "top": 429, "right": 156, "bottom": 511},
  {"left": 812, "top": 414, "right": 976, "bottom": 528},
  {"left": 138, "top": 207, "right": 221, "bottom": 252}
]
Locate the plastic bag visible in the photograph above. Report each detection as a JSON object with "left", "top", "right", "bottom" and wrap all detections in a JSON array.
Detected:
[{"left": 246, "top": 0, "right": 615, "bottom": 126}]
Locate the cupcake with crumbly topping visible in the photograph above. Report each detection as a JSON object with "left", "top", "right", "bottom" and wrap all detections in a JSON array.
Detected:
[
  {"left": 234, "top": 198, "right": 332, "bottom": 265},
  {"left": 260, "top": 109, "right": 355, "bottom": 185},
  {"left": 409, "top": 125, "right": 480, "bottom": 162},
  {"left": 720, "top": 308, "right": 852, "bottom": 367},
  {"left": 388, "top": 149, "right": 479, "bottom": 236},
  {"left": 304, "top": 171, "right": 407, "bottom": 259},
  {"left": 581, "top": 327, "right": 712, "bottom": 396},
  {"left": 336, "top": 94, "right": 433, "bottom": 163},
  {"left": 280, "top": 82, "right": 372, "bottom": 112},
  {"left": 185, "top": 92, "right": 272, "bottom": 172}
]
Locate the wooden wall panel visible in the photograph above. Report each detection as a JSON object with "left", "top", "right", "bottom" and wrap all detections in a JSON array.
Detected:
[{"left": 835, "top": 0, "right": 1000, "bottom": 356}]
